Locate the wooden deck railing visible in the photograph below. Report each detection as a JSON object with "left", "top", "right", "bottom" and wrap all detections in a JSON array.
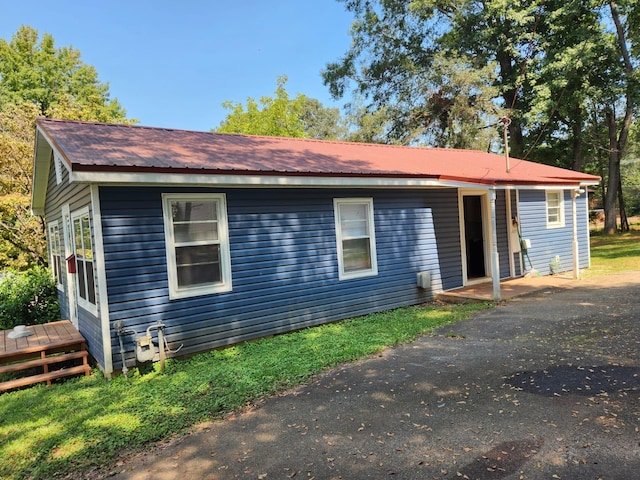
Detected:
[{"left": 0, "top": 320, "right": 90, "bottom": 393}]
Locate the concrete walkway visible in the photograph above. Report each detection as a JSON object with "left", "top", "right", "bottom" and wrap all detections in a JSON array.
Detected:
[{"left": 90, "top": 272, "right": 639, "bottom": 480}]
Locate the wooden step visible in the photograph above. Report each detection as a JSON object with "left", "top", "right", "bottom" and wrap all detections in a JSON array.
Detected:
[
  {"left": 0, "top": 350, "right": 88, "bottom": 375},
  {"left": 0, "top": 364, "right": 90, "bottom": 392}
]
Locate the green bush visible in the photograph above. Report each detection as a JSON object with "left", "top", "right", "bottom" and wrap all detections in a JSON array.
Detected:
[{"left": 0, "top": 266, "right": 60, "bottom": 330}]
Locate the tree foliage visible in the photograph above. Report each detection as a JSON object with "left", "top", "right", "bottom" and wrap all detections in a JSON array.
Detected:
[
  {"left": 0, "top": 26, "right": 127, "bottom": 120},
  {"left": 0, "top": 266, "right": 60, "bottom": 329},
  {"left": 0, "top": 26, "right": 132, "bottom": 270},
  {"left": 324, "top": 0, "right": 640, "bottom": 233},
  {"left": 215, "top": 76, "right": 346, "bottom": 140}
]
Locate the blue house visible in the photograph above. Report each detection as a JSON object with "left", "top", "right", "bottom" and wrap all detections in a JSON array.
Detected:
[{"left": 31, "top": 119, "right": 600, "bottom": 376}]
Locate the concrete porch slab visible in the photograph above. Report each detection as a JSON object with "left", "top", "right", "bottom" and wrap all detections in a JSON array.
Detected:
[{"left": 435, "top": 273, "right": 577, "bottom": 303}]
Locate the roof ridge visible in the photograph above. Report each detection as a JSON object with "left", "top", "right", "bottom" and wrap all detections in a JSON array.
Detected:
[
  {"left": 211, "top": 131, "right": 495, "bottom": 156},
  {"left": 37, "top": 118, "right": 496, "bottom": 156},
  {"left": 37, "top": 117, "right": 214, "bottom": 135}
]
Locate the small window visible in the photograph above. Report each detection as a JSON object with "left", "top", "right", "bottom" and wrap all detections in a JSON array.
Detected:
[
  {"left": 334, "top": 198, "right": 378, "bottom": 280},
  {"left": 546, "top": 190, "right": 565, "bottom": 228},
  {"left": 71, "top": 209, "right": 96, "bottom": 308},
  {"left": 162, "top": 193, "right": 232, "bottom": 299},
  {"left": 48, "top": 221, "right": 64, "bottom": 289}
]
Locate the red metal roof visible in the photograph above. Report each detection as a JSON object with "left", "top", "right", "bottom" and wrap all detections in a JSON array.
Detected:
[{"left": 36, "top": 118, "right": 600, "bottom": 186}]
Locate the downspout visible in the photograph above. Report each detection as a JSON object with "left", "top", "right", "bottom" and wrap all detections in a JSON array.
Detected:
[{"left": 489, "top": 188, "right": 501, "bottom": 300}]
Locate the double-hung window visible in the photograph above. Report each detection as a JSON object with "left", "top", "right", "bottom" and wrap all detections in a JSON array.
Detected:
[
  {"left": 162, "top": 193, "right": 232, "bottom": 299},
  {"left": 334, "top": 198, "right": 378, "bottom": 280},
  {"left": 48, "top": 221, "right": 64, "bottom": 289},
  {"left": 72, "top": 209, "right": 96, "bottom": 308},
  {"left": 546, "top": 190, "right": 565, "bottom": 228}
]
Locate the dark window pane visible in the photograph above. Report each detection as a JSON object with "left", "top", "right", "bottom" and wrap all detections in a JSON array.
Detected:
[
  {"left": 343, "top": 238, "right": 372, "bottom": 272},
  {"left": 86, "top": 263, "right": 96, "bottom": 304},
  {"left": 77, "top": 260, "right": 86, "bottom": 300},
  {"left": 175, "top": 244, "right": 222, "bottom": 287}
]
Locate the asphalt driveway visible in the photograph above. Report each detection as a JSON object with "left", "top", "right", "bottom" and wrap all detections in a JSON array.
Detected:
[{"left": 98, "top": 272, "right": 640, "bottom": 480}]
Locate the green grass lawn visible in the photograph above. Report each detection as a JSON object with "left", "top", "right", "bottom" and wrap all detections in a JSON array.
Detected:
[
  {"left": 1, "top": 230, "right": 638, "bottom": 480},
  {"left": 585, "top": 229, "right": 640, "bottom": 276}
]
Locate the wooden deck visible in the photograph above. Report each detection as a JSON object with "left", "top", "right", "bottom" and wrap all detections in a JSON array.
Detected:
[{"left": 0, "top": 320, "right": 90, "bottom": 392}]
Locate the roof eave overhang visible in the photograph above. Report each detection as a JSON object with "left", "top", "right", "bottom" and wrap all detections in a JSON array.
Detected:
[
  {"left": 69, "top": 168, "right": 456, "bottom": 188},
  {"left": 31, "top": 127, "right": 52, "bottom": 216},
  {"left": 67, "top": 167, "right": 601, "bottom": 190}
]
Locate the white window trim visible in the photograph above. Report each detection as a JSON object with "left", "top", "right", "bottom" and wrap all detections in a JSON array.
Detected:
[
  {"left": 334, "top": 197, "right": 378, "bottom": 280},
  {"left": 546, "top": 190, "right": 565, "bottom": 228},
  {"left": 47, "top": 220, "right": 64, "bottom": 290},
  {"left": 71, "top": 206, "right": 98, "bottom": 315},
  {"left": 162, "top": 193, "right": 232, "bottom": 299}
]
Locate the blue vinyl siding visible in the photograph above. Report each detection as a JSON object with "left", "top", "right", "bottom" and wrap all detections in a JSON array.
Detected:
[
  {"left": 429, "top": 189, "right": 463, "bottom": 289},
  {"left": 577, "top": 192, "right": 590, "bottom": 267},
  {"left": 518, "top": 189, "right": 590, "bottom": 276},
  {"left": 496, "top": 190, "right": 511, "bottom": 279},
  {"left": 511, "top": 192, "right": 522, "bottom": 276},
  {"left": 43, "top": 155, "right": 104, "bottom": 366},
  {"left": 100, "top": 187, "right": 463, "bottom": 369},
  {"left": 44, "top": 156, "right": 69, "bottom": 320}
]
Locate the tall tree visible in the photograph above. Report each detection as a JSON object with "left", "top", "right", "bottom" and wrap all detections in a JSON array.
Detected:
[
  {"left": 0, "top": 26, "right": 127, "bottom": 120},
  {"left": 0, "top": 26, "right": 132, "bottom": 269},
  {"left": 323, "top": 1, "right": 529, "bottom": 150},
  {"left": 602, "top": 1, "right": 638, "bottom": 233},
  {"left": 324, "top": 0, "right": 639, "bottom": 233},
  {"left": 215, "top": 76, "right": 346, "bottom": 140}
]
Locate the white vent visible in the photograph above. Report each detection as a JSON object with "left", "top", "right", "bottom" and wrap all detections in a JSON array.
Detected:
[{"left": 54, "top": 152, "right": 63, "bottom": 185}]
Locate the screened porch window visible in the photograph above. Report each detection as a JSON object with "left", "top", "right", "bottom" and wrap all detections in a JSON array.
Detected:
[
  {"left": 48, "top": 221, "right": 64, "bottom": 289},
  {"left": 334, "top": 198, "right": 378, "bottom": 280},
  {"left": 162, "top": 193, "right": 232, "bottom": 299},
  {"left": 72, "top": 211, "right": 96, "bottom": 307}
]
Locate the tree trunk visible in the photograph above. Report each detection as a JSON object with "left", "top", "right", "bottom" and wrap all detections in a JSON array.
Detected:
[
  {"left": 604, "top": 109, "right": 619, "bottom": 234},
  {"left": 602, "top": 1, "right": 636, "bottom": 235},
  {"left": 571, "top": 116, "right": 583, "bottom": 171},
  {"left": 617, "top": 175, "right": 629, "bottom": 231}
]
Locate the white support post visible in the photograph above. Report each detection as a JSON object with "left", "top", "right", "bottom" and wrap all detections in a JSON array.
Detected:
[
  {"left": 489, "top": 189, "right": 501, "bottom": 300},
  {"left": 572, "top": 189, "right": 580, "bottom": 280}
]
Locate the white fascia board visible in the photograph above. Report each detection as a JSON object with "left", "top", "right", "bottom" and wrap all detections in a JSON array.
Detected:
[
  {"left": 69, "top": 170, "right": 472, "bottom": 189},
  {"left": 495, "top": 181, "right": 599, "bottom": 191},
  {"left": 31, "top": 127, "right": 74, "bottom": 215}
]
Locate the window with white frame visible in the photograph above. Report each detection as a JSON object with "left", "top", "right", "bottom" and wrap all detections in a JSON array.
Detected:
[
  {"left": 162, "top": 193, "right": 232, "bottom": 299},
  {"left": 48, "top": 221, "right": 64, "bottom": 288},
  {"left": 334, "top": 198, "right": 378, "bottom": 280},
  {"left": 72, "top": 209, "right": 96, "bottom": 307},
  {"left": 546, "top": 190, "right": 565, "bottom": 228}
]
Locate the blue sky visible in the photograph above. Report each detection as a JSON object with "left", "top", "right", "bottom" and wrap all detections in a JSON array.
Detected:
[{"left": 0, "top": 1, "right": 354, "bottom": 131}]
